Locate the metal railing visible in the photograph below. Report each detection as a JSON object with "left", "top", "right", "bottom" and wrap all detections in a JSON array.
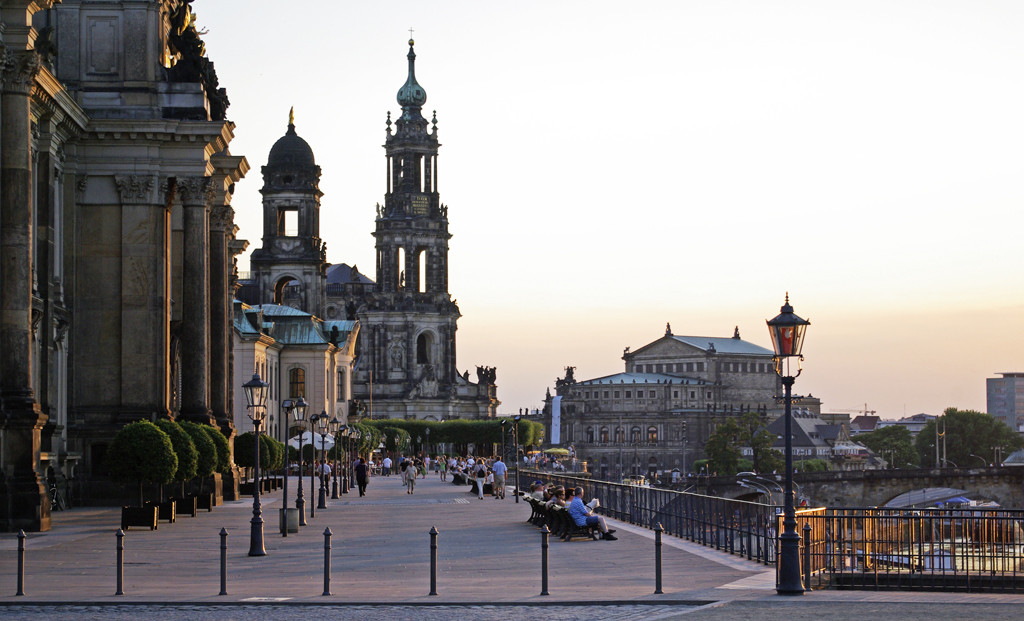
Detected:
[
  {"left": 798, "top": 507, "right": 1024, "bottom": 592},
  {"left": 519, "top": 469, "right": 777, "bottom": 565}
]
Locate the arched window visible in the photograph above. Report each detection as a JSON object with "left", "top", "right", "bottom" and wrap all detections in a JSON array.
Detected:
[
  {"left": 288, "top": 368, "right": 305, "bottom": 398},
  {"left": 647, "top": 426, "right": 658, "bottom": 445},
  {"left": 614, "top": 427, "right": 624, "bottom": 444},
  {"left": 630, "top": 427, "right": 641, "bottom": 444},
  {"left": 416, "top": 332, "right": 434, "bottom": 364},
  {"left": 599, "top": 426, "right": 609, "bottom": 443},
  {"left": 586, "top": 427, "right": 594, "bottom": 444}
]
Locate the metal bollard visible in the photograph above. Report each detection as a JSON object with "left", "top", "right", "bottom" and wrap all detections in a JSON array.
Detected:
[
  {"left": 429, "top": 526, "right": 439, "bottom": 596},
  {"left": 16, "top": 530, "right": 26, "bottom": 596},
  {"left": 115, "top": 529, "right": 125, "bottom": 596},
  {"left": 803, "top": 522, "right": 812, "bottom": 591},
  {"left": 219, "top": 528, "right": 228, "bottom": 596},
  {"left": 322, "top": 527, "right": 332, "bottom": 596},
  {"left": 540, "top": 525, "right": 550, "bottom": 596},
  {"left": 654, "top": 522, "right": 664, "bottom": 594}
]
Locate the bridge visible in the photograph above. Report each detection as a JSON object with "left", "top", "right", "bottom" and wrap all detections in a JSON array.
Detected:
[{"left": 704, "top": 466, "right": 1024, "bottom": 508}]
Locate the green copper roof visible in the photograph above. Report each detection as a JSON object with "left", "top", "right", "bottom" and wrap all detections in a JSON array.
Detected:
[{"left": 397, "top": 39, "right": 427, "bottom": 111}]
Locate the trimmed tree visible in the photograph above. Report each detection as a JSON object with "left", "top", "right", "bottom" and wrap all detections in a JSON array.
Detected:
[
  {"left": 106, "top": 420, "right": 178, "bottom": 507},
  {"left": 202, "top": 424, "right": 232, "bottom": 474},
  {"left": 155, "top": 419, "right": 198, "bottom": 500},
  {"left": 179, "top": 420, "right": 217, "bottom": 493}
]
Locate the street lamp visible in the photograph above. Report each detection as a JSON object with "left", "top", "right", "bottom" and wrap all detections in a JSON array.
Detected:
[
  {"left": 766, "top": 293, "right": 810, "bottom": 595},
  {"left": 280, "top": 399, "right": 294, "bottom": 537},
  {"left": 339, "top": 426, "right": 350, "bottom": 494},
  {"left": 512, "top": 415, "right": 521, "bottom": 503},
  {"left": 330, "top": 416, "right": 341, "bottom": 498},
  {"left": 242, "top": 373, "right": 270, "bottom": 557},
  {"left": 291, "top": 396, "right": 309, "bottom": 526},
  {"left": 312, "top": 410, "right": 329, "bottom": 510}
]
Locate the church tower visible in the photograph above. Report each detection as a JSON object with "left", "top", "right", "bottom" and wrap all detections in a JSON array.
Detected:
[
  {"left": 249, "top": 111, "right": 328, "bottom": 315},
  {"left": 347, "top": 39, "right": 496, "bottom": 420}
]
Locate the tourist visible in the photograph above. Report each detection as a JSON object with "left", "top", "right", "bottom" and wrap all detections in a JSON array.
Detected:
[
  {"left": 382, "top": 455, "right": 392, "bottom": 477},
  {"left": 439, "top": 454, "right": 448, "bottom": 481},
  {"left": 545, "top": 486, "right": 567, "bottom": 509},
  {"left": 355, "top": 458, "right": 368, "bottom": 497},
  {"left": 407, "top": 461, "right": 417, "bottom": 494},
  {"left": 474, "top": 460, "right": 487, "bottom": 499},
  {"left": 491, "top": 456, "right": 507, "bottom": 499},
  {"left": 568, "top": 487, "right": 616, "bottom": 540},
  {"left": 530, "top": 481, "right": 546, "bottom": 501}
]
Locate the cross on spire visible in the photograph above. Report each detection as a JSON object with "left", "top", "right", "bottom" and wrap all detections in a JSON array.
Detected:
[{"left": 409, "top": 27, "right": 414, "bottom": 40}]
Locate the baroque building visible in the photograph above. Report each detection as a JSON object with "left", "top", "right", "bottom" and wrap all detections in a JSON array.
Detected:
[
  {"left": 544, "top": 324, "right": 781, "bottom": 481},
  {"left": 240, "top": 40, "right": 498, "bottom": 422},
  {"left": 1, "top": 0, "right": 248, "bottom": 531}
]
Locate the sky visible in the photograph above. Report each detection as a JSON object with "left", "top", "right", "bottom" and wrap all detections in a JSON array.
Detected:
[{"left": 197, "top": 1, "right": 1024, "bottom": 420}]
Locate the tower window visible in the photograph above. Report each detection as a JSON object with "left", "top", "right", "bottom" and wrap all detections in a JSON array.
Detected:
[
  {"left": 277, "top": 208, "right": 298, "bottom": 236},
  {"left": 416, "top": 332, "right": 433, "bottom": 364}
]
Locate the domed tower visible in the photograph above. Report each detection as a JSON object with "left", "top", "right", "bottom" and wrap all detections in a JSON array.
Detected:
[
  {"left": 249, "top": 110, "right": 328, "bottom": 315},
  {"left": 350, "top": 39, "right": 497, "bottom": 420}
]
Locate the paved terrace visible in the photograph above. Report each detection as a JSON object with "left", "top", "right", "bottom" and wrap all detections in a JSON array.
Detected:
[{"left": 1, "top": 474, "right": 1023, "bottom": 619}]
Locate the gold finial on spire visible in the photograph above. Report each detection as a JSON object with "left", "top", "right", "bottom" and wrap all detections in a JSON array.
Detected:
[
  {"left": 289, "top": 106, "right": 294, "bottom": 126},
  {"left": 408, "top": 26, "right": 415, "bottom": 46}
]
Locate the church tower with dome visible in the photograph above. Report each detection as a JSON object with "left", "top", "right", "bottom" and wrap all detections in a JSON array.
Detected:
[{"left": 248, "top": 110, "right": 328, "bottom": 315}]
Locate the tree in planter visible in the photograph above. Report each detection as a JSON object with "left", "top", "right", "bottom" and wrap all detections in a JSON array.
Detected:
[
  {"left": 202, "top": 424, "right": 232, "bottom": 475},
  {"left": 179, "top": 420, "right": 217, "bottom": 494},
  {"left": 154, "top": 419, "right": 198, "bottom": 501},
  {"left": 235, "top": 432, "right": 274, "bottom": 483},
  {"left": 106, "top": 420, "right": 178, "bottom": 507}
]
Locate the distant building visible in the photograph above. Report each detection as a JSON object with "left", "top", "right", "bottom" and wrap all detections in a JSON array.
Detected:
[
  {"left": 761, "top": 408, "right": 881, "bottom": 471},
  {"left": 987, "top": 373, "right": 1024, "bottom": 433},
  {"left": 545, "top": 324, "right": 783, "bottom": 481},
  {"left": 877, "top": 413, "right": 937, "bottom": 438},
  {"left": 849, "top": 415, "right": 881, "bottom": 435}
]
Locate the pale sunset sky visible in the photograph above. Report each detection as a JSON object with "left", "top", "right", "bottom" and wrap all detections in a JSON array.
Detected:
[{"left": 198, "top": 1, "right": 1023, "bottom": 420}]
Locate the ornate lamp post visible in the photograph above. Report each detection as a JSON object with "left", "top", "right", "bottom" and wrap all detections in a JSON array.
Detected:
[
  {"left": 243, "top": 373, "right": 270, "bottom": 557},
  {"left": 512, "top": 415, "right": 521, "bottom": 503},
  {"left": 280, "top": 399, "right": 294, "bottom": 537},
  {"left": 500, "top": 419, "right": 507, "bottom": 464},
  {"left": 339, "top": 426, "right": 350, "bottom": 494},
  {"left": 291, "top": 397, "right": 309, "bottom": 526},
  {"left": 312, "top": 411, "right": 329, "bottom": 510},
  {"left": 330, "top": 417, "right": 341, "bottom": 498},
  {"left": 766, "top": 293, "right": 811, "bottom": 595},
  {"left": 308, "top": 412, "right": 319, "bottom": 519}
]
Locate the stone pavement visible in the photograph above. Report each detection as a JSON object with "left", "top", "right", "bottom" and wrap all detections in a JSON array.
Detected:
[{"left": 0, "top": 473, "right": 1022, "bottom": 619}]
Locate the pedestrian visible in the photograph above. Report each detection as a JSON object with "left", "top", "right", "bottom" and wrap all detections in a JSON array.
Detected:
[
  {"left": 382, "top": 455, "right": 392, "bottom": 476},
  {"left": 491, "top": 456, "right": 507, "bottom": 499},
  {"left": 439, "top": 454, "right": 448, "bottom": 481},
  {"left": 355, "top": 458, "right": 368, "bottom": 497},
  {"left": 407, "top": 461, "right": 417, "bottom": 494},
  {"left": 474, "top": 460, "right": 487, "bottom": 500}
]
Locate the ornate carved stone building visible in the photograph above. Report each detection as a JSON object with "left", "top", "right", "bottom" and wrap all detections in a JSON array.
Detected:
[
  {"left": 544, "top": 324, "right": 781, "bottom": 481},
  {"left": 0, "top": 0, "right": 247, "bottom": 531},
  {"left": 240, "top": 40, "right": 498, "bottom": 421}
]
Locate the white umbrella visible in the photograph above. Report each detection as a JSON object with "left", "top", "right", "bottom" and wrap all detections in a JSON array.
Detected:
[{"left": 288, "top": 431, "right": 335, "bottom": 451}]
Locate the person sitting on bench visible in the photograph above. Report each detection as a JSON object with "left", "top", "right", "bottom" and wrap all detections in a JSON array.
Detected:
[{"left": 568, "top": 487, "right": 616, "bottom": 540}]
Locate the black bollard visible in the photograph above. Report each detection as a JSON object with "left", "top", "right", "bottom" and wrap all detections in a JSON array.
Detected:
[
  {"left": 16, "top": 530, "right": 25, "bottom": 596},
  {"left": 115, "top": 529, "right": 125, "bottom": 596},
  {"left": 429, "top": 526, "right": 439, "bottom": 596},
  {"left": 654, "top": 522, "right": 664, "bottom": 594},
  {"left": 323, "top": 527, "right": 332, "bottom": 596},
  {"left": 803, "top": 522, "right": 812, "bottom": 591},
  {"left": 219, "top": 528, "right": 228, "bottom": 596},
  {"left": 540, "top": 525, "right": 550, "bottom": 596}
]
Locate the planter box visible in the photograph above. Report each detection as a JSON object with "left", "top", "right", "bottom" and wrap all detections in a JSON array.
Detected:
[
  {"left": 239, "top": 481, "right": 255, "bottom": 496},
  {"left": 121, "top": 505, "right": 158, "bottom": 531},
  {"left": 154, "top": 500, "right": 176, "bottom": 523},
  {"left": 173, "top": 495, "right": 197, "bottom": 517},
  {"left": 195, "top": 492, "right": 215, "bottom": 512}
]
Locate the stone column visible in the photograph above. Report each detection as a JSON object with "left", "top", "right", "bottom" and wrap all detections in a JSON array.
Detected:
[
  {"left": 208, "top": 205, "right": 232, "bottom": 425},
  {"left": 0, "top": 48, "right": 49, "bottom": 531},
  {"left": 177, "top": 177, "right": 213, "bottom": 425},
  {"left": 115, "top": 175, "right": 171, "bottom": 421}
]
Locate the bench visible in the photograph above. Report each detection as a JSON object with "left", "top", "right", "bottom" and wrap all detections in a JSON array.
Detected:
[{"left": 521, "top": 493, "right": 600, "bottom": 541}]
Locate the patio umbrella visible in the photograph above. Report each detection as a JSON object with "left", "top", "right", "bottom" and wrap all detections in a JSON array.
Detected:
[
  {"left": 543, "top": 448, "right": 570, "bottom": 456},
  {"left": 288, "top": 431, "right": 335, "bottom": 451}
]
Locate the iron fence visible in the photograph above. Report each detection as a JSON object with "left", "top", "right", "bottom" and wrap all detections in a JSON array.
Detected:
[
  {"left": 518, "top": 469, "right": 777, "bottom": 565},
  {"left": 801, "top": 507, "right": 1024, "bottom": 592}
]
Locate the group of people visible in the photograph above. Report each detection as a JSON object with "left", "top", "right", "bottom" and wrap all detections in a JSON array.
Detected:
[{"left": 529, "top": 480, "right": 616, "bottom": 540}]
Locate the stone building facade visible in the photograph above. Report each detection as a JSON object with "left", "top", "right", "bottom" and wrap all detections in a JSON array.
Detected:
[
  {"left": 239, "top": 40, "right": 498, "bottom": 422},
  {"left": 544, "top": 324, "right": 781, "bottom": 481},
  {"left": 0, "top": 0, "right": 247, "bottom": 531}
]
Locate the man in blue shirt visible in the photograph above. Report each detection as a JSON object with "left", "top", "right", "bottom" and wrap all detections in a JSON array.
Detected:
[
  {"left": 568, "top": 487, "right": 616, "bottom": 540},
  {"left": 491, "top": 457, "right": 508, "bottom": 499}
]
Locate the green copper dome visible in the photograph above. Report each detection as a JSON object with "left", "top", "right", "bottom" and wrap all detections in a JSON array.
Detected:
[{"left": 396, "top": 39, "right": 427, "bottom": 109}]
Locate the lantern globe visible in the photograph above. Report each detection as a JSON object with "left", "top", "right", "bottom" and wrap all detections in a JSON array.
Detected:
[{"left": 766, "top": 294, "right": 810, "bottom": 358}]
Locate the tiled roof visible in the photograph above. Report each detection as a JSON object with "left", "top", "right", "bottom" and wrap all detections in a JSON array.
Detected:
[{"left": 671, "top": 335, "right": 774, "bottom": 356}]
